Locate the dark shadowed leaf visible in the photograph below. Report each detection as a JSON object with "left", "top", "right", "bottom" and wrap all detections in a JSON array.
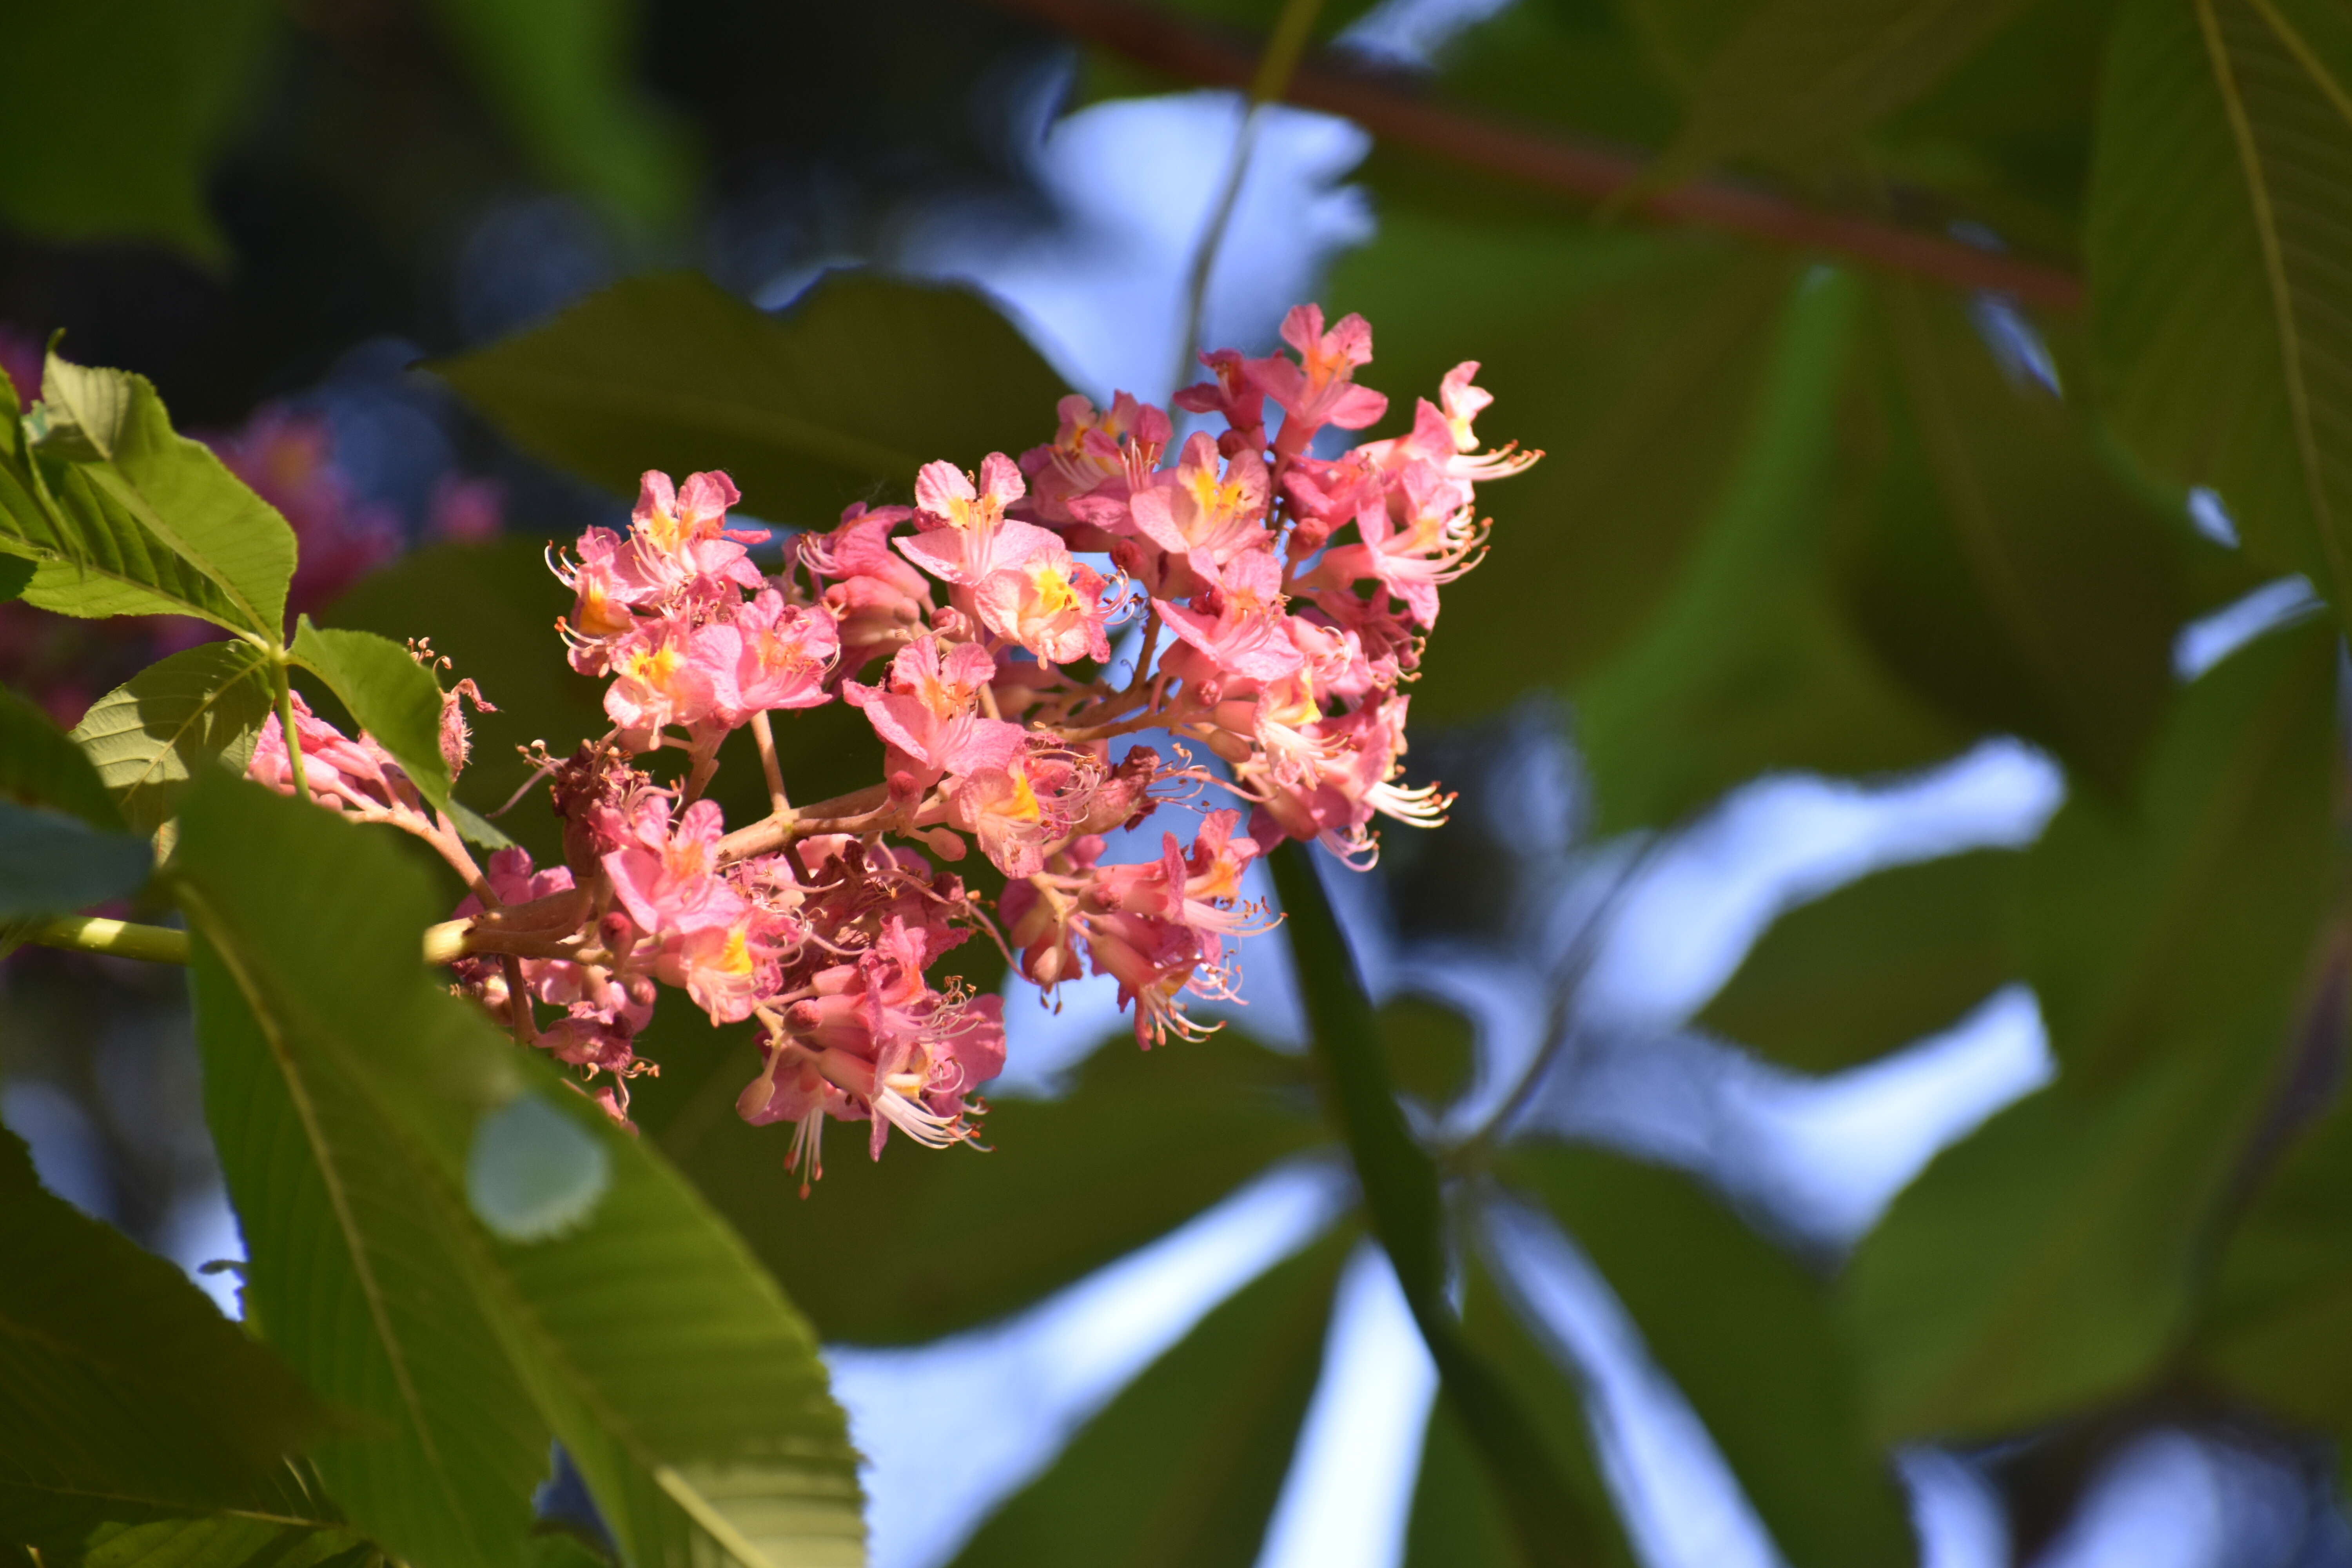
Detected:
[
  {"left": 0, "top": 803, "right": 151, "bottom": 917},
  {"left": 0, "top": 1127, "right": 329, "bottom": 1541},
  {"left": 0, "top": 0, "right": 276, "bottom": 257},
  {"left": 56, "top": 1517, "right": 373, "bottom": 1568},
  {"left": 289, "top": 619, "right": 454, "bottom": 815},
  {"left": 1699, "top": 848, "right": 2019, "bottom": 1073},
  {"left": 1838, "top": 280, "right": 2232, "bottom": 794},
  {"left": 1507, "top": 1143, "right": 1910, "bottom": 1566},
  {"left": 423, "top": 0, "right": 693, "bottom": 229},
  {"left": 0, "top": 556, "right": 29, "bottom": 603},
  {"left": 1401, "top": 1252, "right": 1633, "bottom": 1568},
  {"left": 1849, "top": 619, "right": 2339, "bottom": 1442},
  {"left": 178, "top": 778, "right": 863, "bottom": 1568},
  {"left": 2019, "top": 617, "right": 2339, "bottom": 1085},
  {"left": 950, "top": 1230, "right": 1352, "bottom": 1568},
  {"left": 631, "top": 1016, "right": 1327, "bottom": 1346},
  {"left": 1647, "top": 0, "right": 2033, "bottom": 180},
  {"left": 1328, "top": 215, "right": 1801, "bottom": 716},
  {"left": 1573, "top": 269, "right": 1964, "bottom": 829},
  {"left": 0, "top": 682, "right": 124, "bottom": 829},
  {"left": 2089, "top": 0, "right": 2352, "bottom": 619},
  {"left": 68, "top": 642, "right": 276, "bottom": 834},
  {"left": 434, "top": 271, "right": 1069, "bottom": 525},
  {"left": 1272, "top": 845, "right": 1610, "bottom": 1568}
]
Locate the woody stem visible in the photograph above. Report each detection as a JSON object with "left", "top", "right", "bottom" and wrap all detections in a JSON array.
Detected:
[{"left": 750, "top": 710, "right": 792, "bottom": 815}]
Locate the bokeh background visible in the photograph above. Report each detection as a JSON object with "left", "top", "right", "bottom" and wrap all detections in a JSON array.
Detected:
[{"left": 5, "top": 0, "right": 2346, "bottom": 1564}]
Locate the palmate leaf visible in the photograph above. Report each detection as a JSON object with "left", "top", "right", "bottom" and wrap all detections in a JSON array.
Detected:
[
  {"left": 1698, "top": 848, "right": 2020, "bottom": 1074},
  {"left": 176, "top": 777, "right": 862, "bottom": 1568},
  {"left": 1270, "top": 845, "right": 1612, "bottom": 1568},
  {"left": 0, "top": 1126, "right": 329, "bottom": 1544},
  {"left": 1506, "top": 1144, "right": 1910, "bottom": 1567},
  {"left": 0, "top": 358, "right": 294, "bottom": 640},
  {"left": 2089, "top": 0, "right": 2352, "bottom": 617},
  {"left": 69, "top": 643, "right": 277, "bottom": 836},
  {"left": 433, "top": 271, "right": 1068, "bottom": 524},
  {"left": 632, "top": 1016, "right": 1328, "bottom": 1346},
  {"left": 1572, "top": 269, "right": 1964, "bottom": 830},
  {"left": 1839, "top": 280, "right": 2236, "bottom": 796},
  {"left": 1847, "top": 620, "right": 2340, "bottom": 1440},
  {"left": 950, "top": 1230, "right": 1353, "bottom": 1568},
  {"left": 288, "top": 618, "right": 454, "bottom": 815},
  {"left": 1401, "top": 1255, "right": 1632, "bottom": 1568},
  {"left": 1646, "top": 0, "right": 2034, "bottom": 180},
  {"left": 1327, "top": 215, "right": 1803, "bottom": 715}
]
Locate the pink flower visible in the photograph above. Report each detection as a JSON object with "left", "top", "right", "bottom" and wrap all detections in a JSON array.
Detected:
[
  {"left": 601, "top": 613, "right": 721, "bottom": 746},
  {"left": 971, "top": 547, "right": 1114, "bottom": 666},
  {"left": 696, "top": 589, "right": 840, "bottom": 724},
  {"left": 1174, "top": 348, "right": 1267, "bottom": 457},
  {"left": 801, "top": 504, "right": 932, "bottom": 677},
  {"left": 602, "top": 796, "right": 744, "bottom": 936},
  {"left": 654, "top": 917, "right": 773, "bottom": 1025},
  {"left": 1246, "top": 305, "right": 1388, "bottom": 456},
  {"left": 1128, "top": 433, "right": 1272, "bottom": 573},
  {"left": 1238, "top": 687, "right": 1445, "bottom": 864},
  {"left": 1307, "top": 460, "right": 1488, "bottom": 630},
  {"left": 843, "top": 635, "right": 1026, "bottom": 790},
  {"left": 1156, "top": 549, "right": 1304, "bottom": 682},
  {"left": 1020, "top": 392, "right": 1172, "bottom": 532},
  {"left": 630, "top": 469, "right": 765, "bottom": 591}
]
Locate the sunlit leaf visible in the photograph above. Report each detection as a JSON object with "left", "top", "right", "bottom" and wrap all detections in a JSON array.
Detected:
[
  {"left": 434, "top": 271, "right": 1068, "bottom": 526},
  {"left": 0, "top": 358, "right": 294, "bottom": 639},
  {"left": 1508, "top": 1143, "right": 1910, "bottom": 1566},
  {"left": 1699, "top": 848, "right": 2019, "bottom": 1073},
  {"left": 178, "top": 777, "right": 863, "bottom": 1568},
  {"left": 64, "top": 1517, "right": 373, "bottom": 1568},
  {"left": 950, "top": 1230, "right": 1352, "bottom": 1568},
  {"left": 2089, "top": 0, "right": 2352, "bottom": 620},
  {"left": 68, "top": 642, "right": 276, "bottom": 835},
  {"left": 289, "top": 618, "right": 453, "bottom": 815}
]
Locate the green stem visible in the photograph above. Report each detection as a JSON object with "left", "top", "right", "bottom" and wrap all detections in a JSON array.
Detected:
[
  {"left": 1169, "top": 0, "right": 1328, "bottom": 394},
  {"left": 18, "top": 916, "right": 190, "bottom": 965},
  {"left": 272, "top": 658, "right": 310, "bottom": 804},
  {"left": 1268, "top": 842, "right": 1604, "bottom": 1568}
]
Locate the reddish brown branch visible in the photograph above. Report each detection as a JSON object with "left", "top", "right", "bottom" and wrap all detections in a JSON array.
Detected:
[{"left": 981, "top": 0, "right": 2084, "bottom": 312}]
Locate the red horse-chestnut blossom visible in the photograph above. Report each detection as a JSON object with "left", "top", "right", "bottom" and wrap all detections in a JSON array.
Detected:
[{"left": 247, "top": 303, "right": 1534, "bottom": 1191}]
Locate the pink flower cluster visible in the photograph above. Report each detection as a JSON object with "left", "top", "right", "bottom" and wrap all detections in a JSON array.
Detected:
[{"left": 248, "top": 304, "right": 1532, "bottom": 1189}]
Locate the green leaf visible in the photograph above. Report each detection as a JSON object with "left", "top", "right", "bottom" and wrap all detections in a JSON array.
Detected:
[
  {"left": 1698, "top": 848, "right": 2019, "bottom": 1073},
  {"left": 0, "top": 556, "right": 29, "bottom": 603},
  {"left": 1507, "top": 1143, "right": 1910, "bottom": 1566},
  {"left": 69, "top": 643, "right": 278, "bottom": 836},
  {"left": 1648, "top": 0, "right": 2033, "bottom": 180},
  {"left": 1402, "top": 1255, "right": 1633, "bottom": 1568},
  {"left": 2019, "top": 617, "right": 2339, "bottom": 1085},
  {"left": 950, "top": 1230, "right": 1352, "bottom": 1568},
  {"left": 0, "top": 683, "right": 124, "bottom": 830},
  {"left": 1327, "top": 215, "right": 1808, "bottom": 713},
  {"left": 0, "top": 1125, "right": 329, "bottom": 1540},
  {"left": 288, "top": 619, "right": 454, "bottom": 815},
  {"left": 1269, "top": 844, "right": 1612, "bottom": 1568},
  {"left": 632, "top": 1018, "right": 1327, "bottom": 1346},
  {"left": 434, "top": 271, "right": 1069, "bottom": 524},
  {"left": 62, "top": 1517, "right": 373, "bottom": 1568},
  {"left": 423, "top": 0, "right": 693, "bottom": 229},
  {"left": 1848, "top": 622, "right": 2340, "bottom": 1440},
  {"left": 2197, "top": 1095, "right": 2352, "bottom": 1436},
  {"left": 176, "top": 775, "right": 864, "bottom": 1568},
  {"left": 1573, "top": 269, "right": 1964, "bottom": 829},
  {"left": 2088, "top": 0, "right": 2352, "bottom": 617},
  {"left": 1838, "top": 280, "right": 2229, "bottom": 793},
  {"left": 0, "top": 0, "right": 276, "bottom": 257},
  {"left": 1, "top": 358, "right": 295, "bottom": 639},
  {"left": 0, "top": 803, "right": 152, "bottom": 917}
]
